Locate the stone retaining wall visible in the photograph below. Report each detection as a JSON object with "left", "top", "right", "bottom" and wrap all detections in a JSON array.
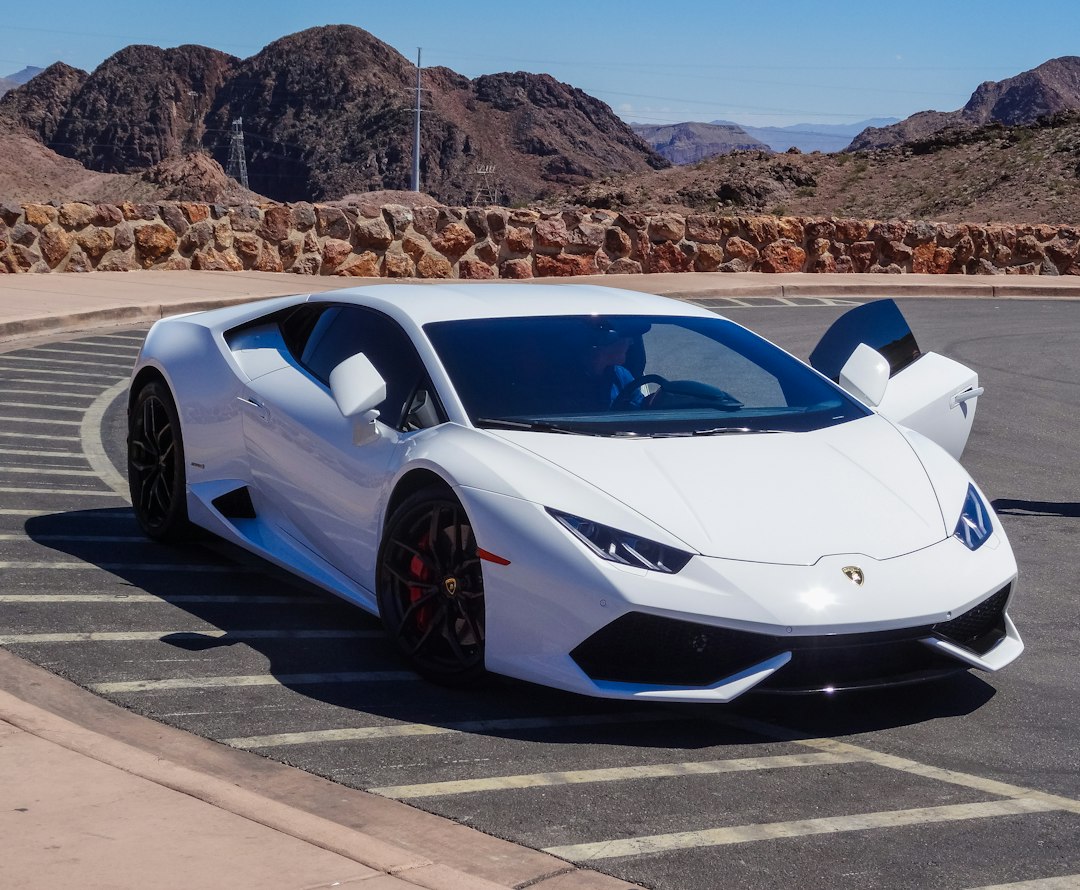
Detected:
[{"left": 1, "top": 201, "right": 1078, "bottom": 277}]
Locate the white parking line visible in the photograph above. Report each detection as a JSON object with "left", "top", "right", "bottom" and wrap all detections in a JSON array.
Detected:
[
  {"left": 0, "top": 389, "right": 96, "bottom": 400},
  {"left": 92, "top": 671, "right": 417, "bottom": 694},
  {"left": 0, "top": 486, "right": 119, "bottom": 496},
  {"left": 0, "top": 366, "right": 121, "bottom": 380},
  {"left": 0, "top": 594, "right": 325, "bottom": 604},
  {"left": 0, "top": 629, "right": 380, "bottom": 644},
  {"left": 0, "top": 431, "right": 81, "bottom": 442},
  {"left": 0, "top": 466, "right": 100, "bottom": 477},
  {"left": 0, "top": 507, "right": 131, "bottom": 517},
  {"left": 542, "top": 798, "right": 1063, "bottom": 861},
  {"left": 0, "top": 533, "right": 144, "bottom": 542},
  {"left": 0, "top": 401, "right": 87, "bottom": 413},
  {"left": 0, "top": 560, "right": 252, "bottom": 572},
  {"left": 0, "top": 448, "right": 85, "bottom": 458},
  {"left": 0, "top": 417, "right": 83, "bottom": 428},
  {"left": 0, "top": 378, "right": 112, "bottom": 390},
  {"left": 224, "top": 711, "right": 682, "bottom": 750},
  {"left": 77, "top": 335, "right": 144, "bottom": 345},
  {"left": 29, "top": 347, "right": 137, "bottom": 361},
  {"left": 967, "top": 877, "right": 1080, "bottom": 889},
  {"left": 0, "top": 355, "right": 132, "bottom": 370},
  {"left": 370, "top": 751, "right": 862, "bottom": 799}
]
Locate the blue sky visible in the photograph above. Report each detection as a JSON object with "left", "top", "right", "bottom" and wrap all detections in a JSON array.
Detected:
[{"left": 5, "top": 1, "right": 1079, "bottom": 128}]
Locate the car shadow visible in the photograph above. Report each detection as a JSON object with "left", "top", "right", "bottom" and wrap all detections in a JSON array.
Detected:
[
  {"left": 992, "top": 498, "right": 1080, "bottom": 518},
  {"left": 24, "top": 507, "right": 996, "bottom": 751}
]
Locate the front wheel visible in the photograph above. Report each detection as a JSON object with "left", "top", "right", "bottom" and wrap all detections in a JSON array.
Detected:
[
  {"left": 377, "top": 486, "right": 486, "bottom": 685},
  {"left": 128, "top": 381, "right": 192, "bottom": 541}
]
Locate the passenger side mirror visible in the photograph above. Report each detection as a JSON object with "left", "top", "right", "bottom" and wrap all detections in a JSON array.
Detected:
[
  {"left": 838, "top": 343, "right": 890, "bottom": 407},
  {"left": 329, "top": 352, "right": 386, "bottom": 418}
]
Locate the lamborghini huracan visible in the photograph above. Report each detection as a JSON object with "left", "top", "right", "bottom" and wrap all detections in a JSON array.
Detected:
[{"left": 127, "top": 285, "right": 1021, "bottom": 701}]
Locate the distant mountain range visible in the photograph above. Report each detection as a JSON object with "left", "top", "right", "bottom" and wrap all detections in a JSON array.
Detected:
[
  {"left": 633, "top": 117, "right": 900, "bottom": 163},
  {"left": 715, "top": 119, "right": 900, "bottom": 153},
  {"left": 630, "top": 122, "right": 768, "bottom": 163},
  {"left": 0, "top": 66, "right": 43, "bottom": 96}
]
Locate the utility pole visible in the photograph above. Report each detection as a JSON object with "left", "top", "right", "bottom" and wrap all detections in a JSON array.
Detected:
[
  {"left": 411, "top": 48, "right": 422, "bottom": 192},
  {"left": 186, "top": 90, "right": 198, "bottom": 153},
  {"left": 226, "top": 117, "right": 249, "bottom": 190}
]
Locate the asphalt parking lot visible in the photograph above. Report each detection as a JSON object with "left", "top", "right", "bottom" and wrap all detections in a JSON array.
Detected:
[{"left": 1, "top": 295, "right": 1077, "bottom": 890}]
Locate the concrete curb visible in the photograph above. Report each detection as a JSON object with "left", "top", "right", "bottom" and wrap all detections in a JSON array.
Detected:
[
  {"left": 0, "top": 296, "right": 260, "bottom": 344},
  {"left": 0, "top": 650, "right": 636, "bottom": 889}
]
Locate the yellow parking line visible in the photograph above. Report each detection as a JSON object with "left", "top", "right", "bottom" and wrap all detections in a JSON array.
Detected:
[
  {"left": 371, "top": 751, "right": 861, "bottom": 799},
  {"left": 543, "top": 798, "right": 1062, "bottom": 861}
]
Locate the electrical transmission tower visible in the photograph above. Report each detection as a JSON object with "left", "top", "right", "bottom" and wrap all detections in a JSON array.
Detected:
[
  {"left": 226, "top": 117, "right": 249, "bottom": 189},
  {"left": 471, "top": 164, "right": 499, "bottom": 206}
]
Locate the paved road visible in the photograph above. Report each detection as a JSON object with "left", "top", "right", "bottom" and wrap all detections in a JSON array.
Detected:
[{"left": 1, "top": 297, "right": 1077, "bottom": 890}]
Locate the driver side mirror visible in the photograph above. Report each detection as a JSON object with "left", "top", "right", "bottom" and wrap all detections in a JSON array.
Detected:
[
  {"left": 329, "top": 353, "right": 386, "bottom": 443},
  {"left": 838, "top": 343, "right": 890, "bottom": 407}
]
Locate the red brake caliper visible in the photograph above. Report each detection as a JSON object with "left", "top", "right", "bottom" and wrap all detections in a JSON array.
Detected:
[{"left": 409, "top": 531, "right": 433, "bottom": 631}]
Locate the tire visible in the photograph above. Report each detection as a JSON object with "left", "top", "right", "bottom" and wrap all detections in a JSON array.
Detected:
[
  {"left": 128, "top": 380, "right": 192, "bottom": 541},
  {"left": 377, "top": 485, "right": 486, "bottom": 685}
]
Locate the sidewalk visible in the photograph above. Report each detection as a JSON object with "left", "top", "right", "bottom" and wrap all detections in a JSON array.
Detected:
[
  {"left": 1, "top": 267, "right": 1078, "bottom": 889},
  {"left": 0, "top": 651, "right": 631, "bottom": 890},
  {"left": 1, "top": 269, "right": 1079, "bottom": 343}
]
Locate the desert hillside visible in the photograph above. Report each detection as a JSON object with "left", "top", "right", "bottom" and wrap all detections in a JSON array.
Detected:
[{"left": 568, "top": 112, "right": 1080, "bottom": 225}]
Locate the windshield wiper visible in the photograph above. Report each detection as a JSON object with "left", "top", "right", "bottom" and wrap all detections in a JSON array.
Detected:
[
  {"left": 691, "top": 427, "right": 786, "bottom": 436},
  {"left": 475, "top": 417, "right": 599, "bottom": 436}
]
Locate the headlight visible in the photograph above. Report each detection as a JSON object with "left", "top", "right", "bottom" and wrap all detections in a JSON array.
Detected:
[
  {"left": 954, "top": 484, "right": 993, "bottom": 551},
  {"left": 547, "top": 509, "right": 693, "bottom": 573}
]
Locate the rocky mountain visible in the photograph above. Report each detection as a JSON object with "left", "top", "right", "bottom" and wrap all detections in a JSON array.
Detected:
[
  {"left": 567, "top": 111, "right": 1080, "bottom": 225},
  {"left": 631, "top": 121, "right": 766, "bottom": 164},
  {"left": 849, "top": 57, "right": 1080, "bottom": 151},
  {"left": 52, "top": 45, "right": 237, "bottom": 171},
  {"left": 717, "top": 118, "right": 899, "bottom": 153},
  {"left": 1, "top": 25, "right": 666, "bottom": 204},
  {"left": 0, "top": 63, "right": 88, "bottom": 142}
]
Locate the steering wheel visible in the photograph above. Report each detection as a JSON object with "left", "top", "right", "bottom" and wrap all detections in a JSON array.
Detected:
[{"left": 612, "top": 374, "right": 670, "bottom": 409}]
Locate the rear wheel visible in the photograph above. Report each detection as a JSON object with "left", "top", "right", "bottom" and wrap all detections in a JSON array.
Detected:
[
  {"left": 128, "top": 381, "right": 191, "bottom": 541},
  {"left": 377, "top": 486, "right": 486, "bottom": 685}
]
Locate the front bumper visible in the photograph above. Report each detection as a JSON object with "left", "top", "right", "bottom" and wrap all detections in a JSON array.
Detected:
[{"left": 460, "top": 487, "right": 1022, "bottom": 703}]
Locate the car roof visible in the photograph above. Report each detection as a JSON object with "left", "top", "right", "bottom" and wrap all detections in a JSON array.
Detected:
[{"left": 303, "top": 283, "right": 719, "bottom": 326}]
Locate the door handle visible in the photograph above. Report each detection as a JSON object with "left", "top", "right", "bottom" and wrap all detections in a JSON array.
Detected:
[
  {"left": 950, "top": 386, "right": 984, "bottom": 408},
  {"left": 237, "top": 394, "right": 271, "bottom": 421}
]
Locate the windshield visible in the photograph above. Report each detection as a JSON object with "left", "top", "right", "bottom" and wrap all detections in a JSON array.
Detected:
[{"left": 424, "top": 314, "right": 870, "bottom": 436}]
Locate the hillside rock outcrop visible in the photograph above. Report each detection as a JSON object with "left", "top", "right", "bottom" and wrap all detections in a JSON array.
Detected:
[{"left": 0, "top": 62, "right": 88, "bottom": 143}]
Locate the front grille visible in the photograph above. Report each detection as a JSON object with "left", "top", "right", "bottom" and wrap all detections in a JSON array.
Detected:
[
  {"left": 571, "top": 613, "right": 781, "bottom": 687},
  {"left": 932, "top": 584, "right": 1010, "bottom": 655},
  {"left": 570, "top": 612, "right": 961, "bottom": 691},
  {"left": 570, "top": 588, "right": 1012, "bottom": 694}
]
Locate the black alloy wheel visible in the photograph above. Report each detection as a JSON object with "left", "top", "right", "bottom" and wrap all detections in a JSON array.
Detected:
[
  {"left": 128, "top": 381, "right": 191, "bottom": 541},
  {"left": 377, "top": 486, "right": 486, "bottom": 685}
]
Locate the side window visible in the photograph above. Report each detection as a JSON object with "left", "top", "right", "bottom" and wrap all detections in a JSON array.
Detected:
[
  {"left": 298, "top": 306, "right": 442, "bottom": 430},
  {"left": 278, "top": 304, "right": 331, "bottom": 363}
]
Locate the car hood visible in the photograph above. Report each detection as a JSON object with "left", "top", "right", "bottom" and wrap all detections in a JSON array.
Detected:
[{"left": 488, "top": 415, "right": 948, "bottom": 565}]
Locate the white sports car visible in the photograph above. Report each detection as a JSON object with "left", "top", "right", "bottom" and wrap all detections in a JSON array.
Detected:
[{"left": 127, "top": 285, "right": 1022, "bottom": 702}]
